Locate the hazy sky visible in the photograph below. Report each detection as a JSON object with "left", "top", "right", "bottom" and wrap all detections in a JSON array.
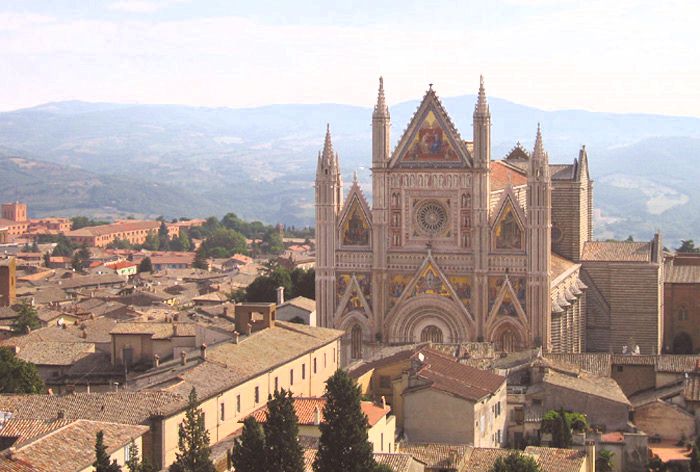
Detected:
[{"left": 1, "top": 0, "right": 699, "bottom": 116}]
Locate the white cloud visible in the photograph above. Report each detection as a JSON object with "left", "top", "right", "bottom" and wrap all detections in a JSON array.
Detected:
[
  {"left": 0, "top": 2, "right": 698, "bottom": 116},
  {"left": 107, "top": 0, "right": 188, "bottom": 13}
]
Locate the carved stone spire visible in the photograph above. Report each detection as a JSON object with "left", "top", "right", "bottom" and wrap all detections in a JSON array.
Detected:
[
  {"left": 322, "top": 123, "right": 334, "bottom": 166},
  {"left": 474, "top": 74, "right": 489, "bottom": 116},
  {"left": 373, "top": 76, "right": 389, "bottom": 118},
  {"left": 532, "top": 123, "right": 548, "bottom": 165}
]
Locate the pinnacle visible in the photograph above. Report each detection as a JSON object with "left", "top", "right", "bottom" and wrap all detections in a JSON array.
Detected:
[
  {"left": 474, "top": 74, "right": 489, "bottom": 115},
  {"left": 532, "top": 123, "right": 546, "bottom": 161},
  {"left": 373, "top": 76, "right": 389, "bottom": 117},
  {"left": 352, "top": 170, "right": 358, "bottom": 184},
  {"left": 322, "top": 124, "right": 334, "bottom": 162}
]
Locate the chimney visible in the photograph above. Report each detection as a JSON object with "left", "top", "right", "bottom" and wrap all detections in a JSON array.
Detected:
[
  {"left": 200, "top": 343, "right": 207, "bottom": 360},
  {"left": 81, "top": 327, "right": 88, "bottom": 339},
  {"left": 57, "top": 410, "right": 65, "bottom": 420},
  {"left": 223, "top": 306, "right": 229, "bottom": 318},
  {"left": 276, "top": 286, "right": 284, "bottom": 305},
  {"left": 180, "top": 350, "right": 187, "bottom": 366},
  {"left": 313, "top": 406, "right": 321, "bottom": 426},
  {"left": 246, "top": 323, "right": 252, "bottom": 336},
  {"left": 233, "top": 331, "right": 240, "bottom": 344},
  {"left": 381, "top": 395, "right": 387, "bottom": 410},
  {"left": 585, "top": 440, "right": 595, "bottom": 472},
  {"left": 153, "top": 354, "right": 160, "bottom": 368}
]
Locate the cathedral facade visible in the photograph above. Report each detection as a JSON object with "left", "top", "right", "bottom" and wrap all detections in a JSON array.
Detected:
[{"left": 315, "top": 77, "right": 594, "bottom": 360}]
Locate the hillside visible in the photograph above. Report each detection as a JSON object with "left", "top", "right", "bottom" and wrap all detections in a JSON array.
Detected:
[{"left": 0, "top": 97, "right": 699, "bottom": 245}]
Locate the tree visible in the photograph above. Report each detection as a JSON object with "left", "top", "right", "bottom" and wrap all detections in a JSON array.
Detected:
[
  {"left": 262, "top": 229, "right": 284, "bottom": 254},
  {"left": 231, "top": 417, "right": 266, "bottom": 472},
  {"left": 290, "top": 268, "right": 315, "bottom": 299},
  {"left": 678, "top": 240, "right": 700, "bottom": 254},
  {"left": 107, "top": 238, "right": 132, "bottom": 250},
  {"left": 245, "top": 276, "right": 279, "bottom": 302},
  {"left": 0, "top": 347, "right": 44, "bottom": 393},
  {"left": 550, "top": 408, "right": 572, "bottom": 449},
  {"left": 489, "top": 451, "right": 542, "bottom": 472},
  {"left": 198, "top": 228, "right": 247, "bottom": 258},
  {"left": 71, "top": 245, "right": 91, "bottom": 272},
  {"left": 169, "top": 388, "right": 215, "bottom": 472},
  {"left": 193, "top": 248, "right": 208, "bottom": 270},
  {"left": 125, "top": 439, "right": 154, "bottom": 472},
  {"left": 12, "top": 301, "right": 41, "bottom": 334},
  {"left": 94, "top": 430, "right": 122, "bottom": 472},
  {"left": 71, "top": 216, "right": 109, "bottom": 230},
  {"left": 51, "top": 235, "right": 75, "bottom": 257},
  {"left": 170, "top": 231, "right": 191, "bottom": 252},
  {"left": 597, "top": 449, "right": 615, "bottom": 472},
  {"left": 313, "top": 370, "right": 377, "bottom": 472},
  {"left": 143, "top": 231, "right": 160, "bottom": 251},
  {"left": 264, "top": 389, "right": 304, "bottom": 472},
  {"left": 138, "top": 257, "right": 153, "bottom": 273},
  {"left": 158, "top": 222, "right": 171, "bottom": 251}
]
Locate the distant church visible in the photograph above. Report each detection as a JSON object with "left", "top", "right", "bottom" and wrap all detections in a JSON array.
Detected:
[{"left": 315, "top": 77, "right": 663, "bottom": 360}]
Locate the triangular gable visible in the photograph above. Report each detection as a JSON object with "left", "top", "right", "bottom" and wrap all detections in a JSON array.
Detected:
[
  {"left": 487, "top": 276, "right": 528, "bottom": 329},
  {"left": 338, "top": 184, "right": 372, "bottom": 247},
  {"left": 389, "top": 89, "right": 472, "bottom": 169},
  {"left": 504, "top": 142, "right": 530, "bottom": 161},
  {"left": 336, "top": 273, "right": 373, "bottom": 319},
  {"left": 389, "top": 253, "right": 472, "bottom": 320},
  {"left": 490, "top": 186, "right": 526, "bottom": 251}
]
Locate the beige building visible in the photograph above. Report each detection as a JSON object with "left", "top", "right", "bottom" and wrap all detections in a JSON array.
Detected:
[
  {"left": 400, "top": 349, "right": 507, "bottom": 446},
  {"left": 0, "top": 321, "right": 344, "bottom": 470},
  {"left": 252, "top": 396, "right": 396, "bottom": 453},
  {"left": 66, "top": 220, "right": 180, "bottom": 248}
]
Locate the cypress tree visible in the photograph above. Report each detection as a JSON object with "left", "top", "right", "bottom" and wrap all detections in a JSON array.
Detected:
[
  {"left": 313, "top": 369, "right": 377, "bottom": 472},
  {"left": 94, "top": 431, "right": 112, "bottom": 472},
  {"left": 551, "top": 408, "right": 572, "bottom": 449},
  {"left": 231, "top": 417, "right": 266, "bottom": 472},
  {"left": 264, "top": 389, "right": 304, "bottom": 472},
  {"left": 489, "top": 451, "right": 542, "bottom": 472},
  {"left": 169, "top": 388, "right": 215, "bottom": 472}
]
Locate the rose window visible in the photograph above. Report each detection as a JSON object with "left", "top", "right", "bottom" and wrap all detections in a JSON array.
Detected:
[{"left": 415, "top": 200, "right": 448, "bottom": 236}]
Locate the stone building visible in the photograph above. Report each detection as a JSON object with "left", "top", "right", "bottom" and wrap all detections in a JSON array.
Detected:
[
  {"left": 663, "top": 253, "right": 700, "bottom": 353},
  {"left": 314, "top": 77, "right": 663, "bottom": 359}
]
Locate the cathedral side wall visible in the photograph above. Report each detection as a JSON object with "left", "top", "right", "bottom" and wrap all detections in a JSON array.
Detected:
[
  {"left": 583, "top": 262, "right": 662, "bottom": 355},
  {"left": 551, "top": 181, "right": 583, "bottom": 261}
]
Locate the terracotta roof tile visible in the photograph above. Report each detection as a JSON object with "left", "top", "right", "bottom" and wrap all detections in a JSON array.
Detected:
[
  {"left": 10, "top": 419, "right": 149, "bottom": 472},
  {"left": 544, "top": 370, "right": 630, "bottom": 405},
  {"left": 0, "top": 391, "right": 184, "bottom": 424},
  {"left": 399, "top": 442, "right": 472, "bottom": 470},
  {"left": 374, "top": 453, "right": 417, "bottom": 472},
  {"left": 0, "top": 419, "right": 72, "bottom": 447},
  {"left": 409, "top": 349, "right": 505, "bottom": 401},
  {"left": 581, "top": 241, "right": 652, "bottom": 262},
  {"left": 524, "top": 446, "right": 587, "bottom": 472},
  {"left": 490, "top": 161, "right": 527, "bottom": 191},
  {"left": 279, "top": 296, "right": 316, "bottom": 313},
  {"left": 666, "top": 264, "right": 700, "bottom": 284},
  {"left": 251, "top": 397, "right": 388, "bottom": 427},
  {"left": 15, "top": 342, "right": 95, "bottom": 366}
]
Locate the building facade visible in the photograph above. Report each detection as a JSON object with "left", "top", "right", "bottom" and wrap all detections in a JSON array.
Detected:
[{"left": 315, "top": 77, "right": 663, "bottom": 358}]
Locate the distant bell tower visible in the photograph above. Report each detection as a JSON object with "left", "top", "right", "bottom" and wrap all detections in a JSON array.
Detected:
[
  {"left": 315, "top": 125, "right": 343, "bottom": 328},
  {"left": 526, "top": 125, "right": 553, "bottom": 350}
]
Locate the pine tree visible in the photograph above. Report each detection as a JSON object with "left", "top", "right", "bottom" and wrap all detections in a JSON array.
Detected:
[
  {"left": 138, "top": 257, "right": 153, "bottom": 273},
  {"left": 193, "top": 248, "right": 208, "bottom": 270},
  {"left": 11, "top": 301, "right": 41, "bottom": 334},
  {"left": 169, "top": 388, "right": 215, "bottom": 472},
  {"left": 264, "top": 389, "right": 304, "bottom": 472},
  {"left": 231, "top": 417, "right": 266, "bottom": 472},
  {"left": 125, "top": 439, "right": 153, "bottom": 472},
  {"left": 313, "top": 370, "right": 377, "bottom": 472},
  {"left": 94, "top": 430, "right": 123, "bottom": 472}
]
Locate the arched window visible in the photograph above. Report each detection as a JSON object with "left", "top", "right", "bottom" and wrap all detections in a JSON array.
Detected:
[
  {"left": 678, "top": 305, "right": 689, "bottom": 321},
  {"left": 351, "top": 325, "right": 363, "bottom": 359},
  {"left": 420, "top": 325, "right": 443, "bottom": 343}
]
